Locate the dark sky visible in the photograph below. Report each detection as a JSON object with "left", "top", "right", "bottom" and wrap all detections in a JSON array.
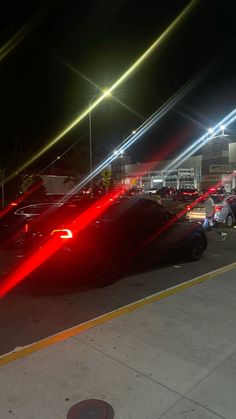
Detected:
[{"left": 1, "top": 0, "right": 236, "bottom": 174}]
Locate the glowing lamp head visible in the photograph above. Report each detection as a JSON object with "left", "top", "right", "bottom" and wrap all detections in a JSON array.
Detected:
[
  {"left": 102, "top": 89, "right": 111, "bottom": 97},
  {"left": 208, "top": 127, "right": 214, "bottom": 134}
]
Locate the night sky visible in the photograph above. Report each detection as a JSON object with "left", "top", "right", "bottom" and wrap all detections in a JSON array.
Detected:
[{"left": 1, "top": 0, "right": 236, "bottom": 175}]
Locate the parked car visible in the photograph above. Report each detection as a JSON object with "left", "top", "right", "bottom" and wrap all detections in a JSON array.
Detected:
[
  {"left": 0, "top": 201, "right": 63, "bottom": 249},
  {"left": 144, "top": 187, "right": 175, "bottom": 197},
  {"left": 125, "top": 187, "right": 143, "bottom": 196},
  {"left": 173, "top": 188, "right": 198, "bottom": 201},
  {"left": 157, "top": 187, "right": 176, "bottom": 198},
  {"left": 186, "top": 194, "right": 236, "bottom": 227},
  {"left": 144, "top": 187, "right": 159, "bottom": 195},
  {"left": 15, "top": 196, "right": 207, "bottom": 289}
]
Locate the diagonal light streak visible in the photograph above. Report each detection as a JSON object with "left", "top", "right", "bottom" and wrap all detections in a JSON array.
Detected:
[
  {"left": 107, "top": 0, "right": 199, "bottom": 94},
  {"left": 0, "top": 1, "right": 57, "bottom": 62},
  {"left": 165, "top": 109, "right": 236, "bottom": 172},
  {"left": 5, "top": 0, "right": 199, "bottom": 184},
  {"left": 0, "top": 188, "right": 124, "bottom": 297},
  {"left": 55, "top": 54, "right": 146, "bottom": 120},
  {"left": 61, "top": 72, "right": 207, "bottom": 200},
  {"left": 53, "top": 53, "right": 100, "bottom": 90},
  {"left": 111, "top": 96, "right": 146, "bottom": 120}
]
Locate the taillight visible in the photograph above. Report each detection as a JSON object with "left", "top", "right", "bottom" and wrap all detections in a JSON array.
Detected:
[
  {"left": 51, "top": 229, "right": 73, "bottom": 239},
  {"left": 215, "top": 206, "right": 223, "bottom": 212},
  {"left": 24, "top": 223, "right": 29, "bottom": 232},
  {"left": 10, "top": 202, "right": 18, "bottom": 207},
  {"left": 187, "top": 205, "right": 191, "bottom": 211}
]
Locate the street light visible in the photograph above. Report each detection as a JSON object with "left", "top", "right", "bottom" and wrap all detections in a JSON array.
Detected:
[
  {"left": 220, "top": 124, "right": 225, "bottom": 136},
  {"left": 113, "top": 149, "right": 124, "bottom": 157},
  {"left": 89, "top": 90, "right": 111, "bottom": 194}
]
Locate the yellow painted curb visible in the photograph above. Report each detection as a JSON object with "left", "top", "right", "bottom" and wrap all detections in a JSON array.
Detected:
[{"left": 1, "top": 261, "right": 236, "bottom": 367}]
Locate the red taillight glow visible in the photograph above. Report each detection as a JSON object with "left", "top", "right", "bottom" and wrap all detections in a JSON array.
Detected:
[
  {"left": 51, "top": 229, "right": 73, "bottom": 239},
  {"left": 24, "top": 223, "right": 29, "bottom": 233},
  {"left": 215, "top": 206, "right": 223, "bottom": 212},
  {"left": 0, "top": 189, "right": 124, "bottom": 298},
  {"left": 187, "top": 205, "right": 191, "bottom": 211},
  {"left": 10, "top": 202, "right": 18, "bottom": 207}
]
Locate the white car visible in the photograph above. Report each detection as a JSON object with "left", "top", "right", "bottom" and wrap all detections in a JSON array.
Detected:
[
  {"left": 186, "top": 194, "right": 236, "bottom": 227},
  {"left": 144, "top": 188, "right": 158, "bottom": 195}
]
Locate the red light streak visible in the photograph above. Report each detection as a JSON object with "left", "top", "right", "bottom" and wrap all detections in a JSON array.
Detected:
[{"left": 0, "top": 188, "right": 123, "bottom": 298}]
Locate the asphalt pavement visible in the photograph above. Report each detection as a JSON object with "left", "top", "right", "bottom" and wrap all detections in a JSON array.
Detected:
[
  {"left": 0, "top": 225, "right": 236, "bottom": 356},
  {"left": 1, "top": 261, "right": 236, "bottom": 419}
]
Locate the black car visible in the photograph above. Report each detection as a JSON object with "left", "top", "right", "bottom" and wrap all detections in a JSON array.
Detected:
[
  {"left": 157, "top": 187, "right": 176, "bottom": 198},
  {"left": 15, "top": 196, "right": 207, "bottom": 289},
  {"left": 173, "top": 188, "right": 199, "bottom": 201}
]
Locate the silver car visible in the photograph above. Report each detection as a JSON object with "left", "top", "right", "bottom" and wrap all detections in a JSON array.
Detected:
[{"left": 186, "top": 194, "right": 236, "bottom": 227}]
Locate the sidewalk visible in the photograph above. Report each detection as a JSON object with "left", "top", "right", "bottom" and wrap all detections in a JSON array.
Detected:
[{"left": 1, "top": 266, "right": 236, "bottom": 418}]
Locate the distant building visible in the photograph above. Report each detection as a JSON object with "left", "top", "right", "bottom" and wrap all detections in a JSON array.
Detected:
[
  {"left": 201, "top": 134, "right": 236, "bottom": 193},
  {"left": 111, "top": 135, "right": 236, "bottom": 192},
  {"left": 111, "top": 155, "right": 202, "bottom": 190}
]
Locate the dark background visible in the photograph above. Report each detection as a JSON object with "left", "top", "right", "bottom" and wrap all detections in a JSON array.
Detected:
[{"left": 1, "top": 0, "right": 236, "bottom": 175}]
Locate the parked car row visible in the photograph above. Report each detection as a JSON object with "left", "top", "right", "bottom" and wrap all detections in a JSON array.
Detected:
[
  {"left": 144, "top": 187, "right": 176, "bottom": 197},
  {"left": 186, "top": 194, "right": 236, "bottom": 227}
]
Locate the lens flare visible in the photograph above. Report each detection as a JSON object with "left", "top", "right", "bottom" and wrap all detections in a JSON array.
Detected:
[
  {"left": 6, "top": 0, "right": 199, "bottom": 184},
  {"left": 0, "top": 188, "right": 124, "bottom": 298}
]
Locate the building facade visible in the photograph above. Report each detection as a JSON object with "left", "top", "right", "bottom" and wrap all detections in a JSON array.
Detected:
[{"left": 111, "top": 136, "right": 236, "bottom": 192}]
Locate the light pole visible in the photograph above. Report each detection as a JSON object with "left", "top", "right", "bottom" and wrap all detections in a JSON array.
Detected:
[
  {"left": 88, "top": 90, "right": 111, "bottom": 195},
  {"left": 220, "top": 124, "right": 225, "bottom": 136},
  {"left": 88, "top": 97, "right": 94, "bottom": 194},
  {"left": 208, "top": 127, "right": 214, "bottom": 135}
]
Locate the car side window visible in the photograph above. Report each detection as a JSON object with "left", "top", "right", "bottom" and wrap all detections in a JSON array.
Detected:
[
  {"left": 14, "top": 203, "right": 60, "bottom": 217},
  {"left": 15, "top": 205, "right": 41, "bottom": 216}
]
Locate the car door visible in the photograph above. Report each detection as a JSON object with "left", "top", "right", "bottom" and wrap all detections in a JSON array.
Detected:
[
  {"left": 128, "top": 200, "right": 176, "bottom": 264},
  {"left": 226, "top": 196, "right": 236, "bottom": 220}
]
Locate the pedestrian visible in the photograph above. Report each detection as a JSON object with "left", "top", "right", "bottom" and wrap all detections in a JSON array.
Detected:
[
  {"left": 203, "top": 193, "right": 227, "bottom": 240},
  {"left": 156, "top": 193, "right": 162, "bottom": 204}
]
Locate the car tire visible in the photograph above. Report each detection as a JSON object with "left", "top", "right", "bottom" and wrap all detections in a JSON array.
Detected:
[
  {"left": 226, "top": 214, "right": 233, "bottom": 228},
  {"left": 91, "top": 251, "right": 121, "bottom": 286},
  {"left": 186, "top": 234, "right": 205, "bottom": 261}
]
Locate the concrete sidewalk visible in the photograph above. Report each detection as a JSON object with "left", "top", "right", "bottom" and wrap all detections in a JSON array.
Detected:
[{"left": 1, "top": 266, "right": 236, "bottom": 418}]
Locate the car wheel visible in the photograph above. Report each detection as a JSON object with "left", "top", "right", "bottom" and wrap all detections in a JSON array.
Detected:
[
  {"left": 91, "top": 251, "right": 121, "bottom": 286},
  {"left": 226, "top": 214, "right": 233, "bottom": 228},
  {"left": 187, "top": 234, "right": 205, "bottom": 261},
  {"left": 12, "top": 231, "right": 26, "bottom": 249}
]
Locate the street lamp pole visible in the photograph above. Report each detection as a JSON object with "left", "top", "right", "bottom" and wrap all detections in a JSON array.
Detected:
[
  {"left": 88, "top": 90, "right": 111, "bottom": 195},
  {"left": 89, "top": 99, "right": 93, "bottom": 194}
]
